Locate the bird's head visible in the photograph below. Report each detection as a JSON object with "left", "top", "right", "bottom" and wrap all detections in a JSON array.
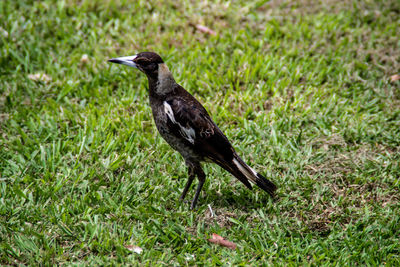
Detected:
[
  {"left": 108, "top": 52, "right": 165, "bottom": 79},
  {"left": 109, "top": 52, "right": 176, "bottom": 95}
]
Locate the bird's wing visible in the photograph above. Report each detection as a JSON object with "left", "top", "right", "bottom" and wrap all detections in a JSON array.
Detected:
[
  {"left": 163, "top": 97, "right": 253, "bottom": 189},
  {"left": 163, "top": 97, "right": 214, "bottom": 145}
]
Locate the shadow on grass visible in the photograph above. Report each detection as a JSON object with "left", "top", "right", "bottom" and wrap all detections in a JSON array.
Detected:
[{"left": 200, "top": 186, "right": 278, "bottom": 211}]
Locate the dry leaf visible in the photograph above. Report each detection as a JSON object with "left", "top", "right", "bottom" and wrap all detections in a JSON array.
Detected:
[
  {"left": 125, "top": 245, "right": 143, "bottom": 254},
  {"left": 390, "top": 74, "right": 400, "bottom": 82},
  {"left": 28, "top": 73, "right": 51, "bottom": 83},
  {"left": 195, "top": 25, "right": 216, "bottom": 36},
  {"left": 207, "top": 233, "right": 237, "bottom": 250},
  {"left": 80, "top": 54, "right": 89, "bottom": 63}
]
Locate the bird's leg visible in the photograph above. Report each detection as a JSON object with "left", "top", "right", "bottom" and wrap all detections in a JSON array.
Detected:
[
  {"left": 179, "top": 165, "right": 195, "bottom": 201},
  {"left": 190, "top": 166, "right": 206, "bottom": 210}
]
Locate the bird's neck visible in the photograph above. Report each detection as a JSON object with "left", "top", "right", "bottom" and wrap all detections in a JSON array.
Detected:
[{"left": 148, "top": 63, "right": 176, "bottom": 97}]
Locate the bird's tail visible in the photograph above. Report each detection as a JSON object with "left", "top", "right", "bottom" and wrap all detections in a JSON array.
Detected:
[{"left": 229, "top": 155, "right": 277, "bottom": 196}]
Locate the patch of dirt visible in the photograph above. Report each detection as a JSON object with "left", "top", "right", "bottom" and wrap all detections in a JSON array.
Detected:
[
  {"left": 306, "top": 137, "right": 399, "bottom": 178},
  {"left": 259, "top": 0, "right": 400, "bottom": 77},
  {"left": 204, "top": 208, "right": 237, "bottom": 228},
  {"left": 297, "top": 141, "right": 400, "bottom": 233},
  {"left": 263, "top": 0, "right": 342, "bottom": 15},
  {"left": 0, "top": 113, "right": 9, "bottom": 123},
  {"left": 185, "top": 207, "right": 239, "bottom": 236},
  {"left": 308, "top": 220, "right": 331, "bottom": 235},
  {"left": 304, "top": 181, "right": 398, "bottom": 233},
  {"left": 263, "top": 0, "right": 399, "bottom": 19}
]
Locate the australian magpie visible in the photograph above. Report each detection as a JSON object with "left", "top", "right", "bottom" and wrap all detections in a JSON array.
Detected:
[{"left": 108, "top": 52, "right": 276, "bottom": 209}]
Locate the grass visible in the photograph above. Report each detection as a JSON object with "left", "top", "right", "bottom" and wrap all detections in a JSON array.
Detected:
[{"left": 1, "top": 0, "right": 399, "bottom": 265}]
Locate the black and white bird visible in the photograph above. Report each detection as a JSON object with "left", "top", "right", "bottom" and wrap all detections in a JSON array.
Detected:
[{"left": 109, "top": 52, "right": 277, "bottom": 209}]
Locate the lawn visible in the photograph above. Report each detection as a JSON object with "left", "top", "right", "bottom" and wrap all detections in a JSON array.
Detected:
[{"left": 1, "top": 0, "right": 399, "bottom": 265}]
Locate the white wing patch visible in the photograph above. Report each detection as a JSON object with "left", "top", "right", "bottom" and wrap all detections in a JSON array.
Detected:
[
  {"left": 181, "top": 126, "right": 196, "bottom": 144},
  {"left": 163, "top": 101, "right": 196, "bottom": 144},
  {"left": 164, "top": 101, "right": 177, "bottom": 123}
]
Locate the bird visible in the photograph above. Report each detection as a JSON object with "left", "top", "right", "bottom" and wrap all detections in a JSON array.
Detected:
[{"left": 108, "top": 52, "right": 277, "bottom": 209}]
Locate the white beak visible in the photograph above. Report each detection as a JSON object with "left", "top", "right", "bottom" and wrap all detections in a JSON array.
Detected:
[{"left": 108, "top": 55, "right": 138, "bottom": 68}]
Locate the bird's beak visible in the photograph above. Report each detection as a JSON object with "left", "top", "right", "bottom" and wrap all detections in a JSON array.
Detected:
[{"left": 108, "top": 55, "right": 138, "bottom": 68}]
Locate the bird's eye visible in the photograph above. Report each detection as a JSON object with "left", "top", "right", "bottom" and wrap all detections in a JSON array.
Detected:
[{"left": 136, "top": 58, "right": 150, "bottom": 66}]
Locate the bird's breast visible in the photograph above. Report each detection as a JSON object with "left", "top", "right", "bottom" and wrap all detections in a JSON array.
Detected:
[{"left": 150, "top": 103, "right": 202, "bottom": 162}]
